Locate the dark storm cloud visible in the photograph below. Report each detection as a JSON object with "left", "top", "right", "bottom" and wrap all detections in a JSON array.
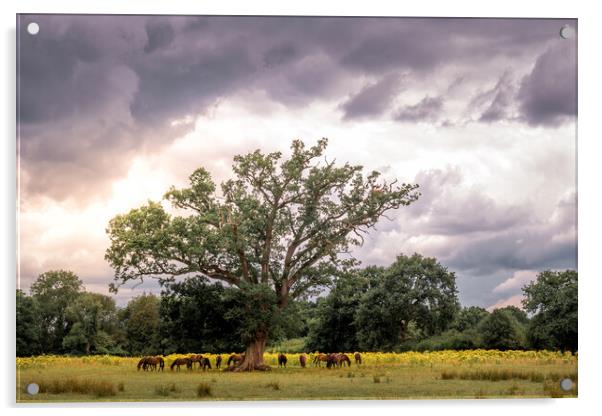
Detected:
[
  {"left": 394, "top": 95, "right": 444, "bottom": 123},
  {"left": 340, "top": 74, "right": 401, "bottom": 120},
  {"left": 518, "top": 40, "right": 577, "bottom": 126},
  {"left": 17, "top": 15, "right": 577, "bottom": 204},
  {"left": 144, "top": 19, "right": 175, "bottom": 54},
  {"left": 263, "top": 43, "right": 297, "bottom": 68}
]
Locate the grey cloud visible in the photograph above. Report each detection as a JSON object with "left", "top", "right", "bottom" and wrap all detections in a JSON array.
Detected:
[
  {"left": 17, "top": 15, "right": 577, "bottom": 206},
  {"left": 518, "top": 40, "right": 577, "bottom": 126},
  {"left": 263, "top": 43, "right": 297, "bottom": 68},
  {"left": 356, "top": 166, "right": 575, "bottom": 307},
  {"left": 144, "top": 19, "right": 175, "bottom": 54},
  {"left": 340, "top": 74, "right": 401, "bottom": 120},
  {"left": 395, "top": 95, "right": 444, "bottom": 122},
  {"left": 478, "top": 71, "right": 516, "bottom": 122}
]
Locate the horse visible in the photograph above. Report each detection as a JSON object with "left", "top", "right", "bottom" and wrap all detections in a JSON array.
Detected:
[
  {"left": 337, "top": 354, "right": 352, "bottom": 368},
  {"left": 326, "top": 353, "right": 339, "bottom": 369},
  {"left": 201, "top": 357, "right": 212, "bottom": 370},
  {"left": 189, "top": 354, "right": 204, "bottom": 369},
  {"left": 312, "top": 353, "right": 329, "bottom": 367},
  {"left": 299, "top": 354, "right": 307, "bottom": 368},
  {"left": 227, "top": 353, "right": 244, "bottom": 366},
  {"left": 354, "top": 352, "right": 362, "bottom": 365},
  {"left": 170, "top": 357, "right": 192, "bottom": 371},
  {"left": 215, "top": 355, "right": 222, "bottom": 369},
  {"left": 137, "top": 357, "right": 148, "bottom": 371},
  {"left": 145, "top": 356, "right": 165, "bottom": 371},
  {"left": 278, "top": 353, "right": 288, "bottom": 368}
]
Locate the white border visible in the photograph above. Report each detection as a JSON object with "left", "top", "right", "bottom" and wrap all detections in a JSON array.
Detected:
[{"left": 3, "top": 1, "right": 600, "bottom": 416}]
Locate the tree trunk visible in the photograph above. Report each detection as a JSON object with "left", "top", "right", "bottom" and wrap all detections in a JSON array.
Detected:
[{"left": 231, "top": 330, "right": 271, "bottom": 372}]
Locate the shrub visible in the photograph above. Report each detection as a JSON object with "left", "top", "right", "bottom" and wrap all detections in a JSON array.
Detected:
[
  {"left": 265, "top": 381, "right": 280, "bottom": 390},
  {"left": 38, "top": 378, "right": 116, "bottom": 397},
  {"left": 196, "top": 382, "right": 212, "bottom": 398}
]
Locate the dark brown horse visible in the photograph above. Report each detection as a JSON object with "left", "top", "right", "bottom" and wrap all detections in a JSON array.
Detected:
[
  {"left": 354, "top": 352, "right": 362, "bottom": 365},
  {"left": 337, "top": 354, "right": 352, "bottom": 367},
  {"left": 170, "top": 357, "right": 192, "bottom": 371},
  {"left": 227, "top": 353, "right": 245, "bottom": 366},
  {"left": 278, "top": 353, "right": 288, "bottom": 368},
  {"left": 215, "top": 355, "right": 222, "bottom": 369},
  {"left": 326, "top": 353, "right": 339, "bottom": 369},
  {"left": 201, "top": 357, "right": 212, "bottom": 370},
  {"left": 146, "top": 356, "right": 165, "bottom": 371},
  {"left": 299, "top": 354, "right": 307, "bottom": 368},
  {"left": 137, "top": 356, "right": 148, "bottom": 371}
]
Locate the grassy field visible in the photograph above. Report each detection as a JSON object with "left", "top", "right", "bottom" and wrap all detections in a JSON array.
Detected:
[{"left": 16, "top": 350, "right": 577, "bottom": 402}]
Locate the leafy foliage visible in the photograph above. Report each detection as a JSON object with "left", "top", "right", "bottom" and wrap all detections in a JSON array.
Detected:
[
  {"left": 30, "top": 270, "right": 83, "bottom": 353},
  {"left": 118, "top": 293, "right": 161, "bottom": 355},
  {"left": 105, "top": 139, "right": 420, "bottom": 356},
  {"left": 16, "top": 290, "right": 42, "bottom": 356},
  {"left": 479, "top": 308, "right": 527, "bottom": 350},
  {"left": 355, "top": 254, "right": 459, "bottom": 350},
  {"left": 62, "top": 292, "right": 120, "bottom": 354},
  {"left": 522, "top": 270, "right": 577, "bottom": 352}
]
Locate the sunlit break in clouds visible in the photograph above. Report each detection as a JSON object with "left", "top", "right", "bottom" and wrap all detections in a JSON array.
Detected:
[{"left": 17, "top": 15, "right": 577, "bottom": 308}]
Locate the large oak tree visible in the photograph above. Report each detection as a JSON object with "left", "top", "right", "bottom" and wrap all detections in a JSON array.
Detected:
[{"left": 105, "top": 139, "right": 420, "bottom": 370}]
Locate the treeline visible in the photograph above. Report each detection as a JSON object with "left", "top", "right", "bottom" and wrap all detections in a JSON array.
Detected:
[{"left": 16, "top": 256, "right": 577, "bottom": 357}]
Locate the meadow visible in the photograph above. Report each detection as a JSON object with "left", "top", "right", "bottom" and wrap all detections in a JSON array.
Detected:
[{"left": 16, "top": 350, "right": 577, "bottom": 402}]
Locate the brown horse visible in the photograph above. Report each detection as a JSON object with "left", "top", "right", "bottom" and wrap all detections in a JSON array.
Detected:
[
  {"left": 189, "top": 354, "right": 204, "bottom": 369},
  {"left": 170, "top": 357, "right": 192, "bottom": 371},
  {"left": 137, "top": 357, "right": 148, "bottom": 371},
  {"left": 201, "top": 357, "right": 212, "bottom": 370},
  {"left": 354, "top": 352, "right": 362, "bottom": 365},
  {"left": 227, "top": 353, "right": 245, "bottom": 366},
  {"left": 215, "top": 355, "right": 222, "bottom": 369},
  {"left": 326, "top": 353, "right": 339, "bottom": 369},
  {"left": 312, "top": 353, "right": 329, "bottom": 367},
  {"left": 278, "top": 353, "right": 287, "bottom": 368},
  {"left": 299, "top": 354, "right": 307, "bottom": 368},
  {"left": 144, "top": 356, "right": 165, "bottom": 371},
  {"left": 337, "top": 354, "right": 352, "bottom": 367}
]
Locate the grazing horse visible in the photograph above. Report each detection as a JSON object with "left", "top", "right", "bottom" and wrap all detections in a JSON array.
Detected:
[
  {"left": 278, "top": 353, "right": 288, "bottom": 368},
  {"left": 227, "top": 353, "right": 244, "bottom": 366},
  {"left": 137, "top": 357, "right": 148, "bottom": 371},
  {"left": 145, "top": 356, "right": 165, "bottom": 371},
  {"left": 189, "top": 354, "right": 204, "bottom": 369},
  {"left": 299, "top": 354, "right": 307, "bottom": 368},
  {"left": 326, "top": 353, "right": 339, "bottom": 369},
  {"left": 170, "top": 357, "right": 192, "bottom": 371},
  {"left": 313, "top": 353, "right": 329, "bottom": 367},
  {"left": 201, "top": 357, "right": 212, "bottom": 370},
  {"left": 215, "top": 355, "right": 222, "bottom": 369},
  {"left": 354, "top": 352, "right": 362, "bottom": 365},
  {"left": 337, "top": 354, "right": 352, "bottom": 367}
]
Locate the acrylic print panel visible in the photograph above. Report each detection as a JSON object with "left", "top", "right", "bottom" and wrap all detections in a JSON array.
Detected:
[{"left": 16, "top": 14, "right": 577, "bottom": 402}]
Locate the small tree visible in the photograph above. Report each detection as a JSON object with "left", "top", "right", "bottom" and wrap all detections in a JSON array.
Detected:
[
  {"left": 522, "top": 270, "right": 577, "bottom": 352},
  {"left": 16, "top": 290, "right": 42, "bottom": 356},
  {"left": 479, "top": 308, "right": 526, "bottom": 350},
  {"left": 30, "top": 270, "right": 83, "bottom": 353},
  {"left": 120, "top": 294, "right": 161, "bottom": 355},
  {"left": 63, "top": 292, "right": 118, "bottom": 354},
  {"left": 354, "top": 254, "right": 459, "bottom": 350},
  {"left": 106, "top": 139, "right": 420, "bottom": 370}
]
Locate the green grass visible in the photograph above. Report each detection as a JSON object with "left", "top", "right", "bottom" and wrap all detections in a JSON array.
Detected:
[{"left": 17, "top": 358, "right": 577, "bottom": 402}]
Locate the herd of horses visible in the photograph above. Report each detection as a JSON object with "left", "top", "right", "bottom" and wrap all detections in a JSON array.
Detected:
[{"left": 136, "top": 352, "right": 363, "bottom": 372}]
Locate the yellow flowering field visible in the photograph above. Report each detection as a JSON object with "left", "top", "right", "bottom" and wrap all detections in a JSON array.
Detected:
[{"left": 16, "top": 350, "right": 577, "bottom": 402}]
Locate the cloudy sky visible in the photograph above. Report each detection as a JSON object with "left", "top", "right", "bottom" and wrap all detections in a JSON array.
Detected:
[{"left": 17, "top": 15, "right": 577, "bottom": 308}]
